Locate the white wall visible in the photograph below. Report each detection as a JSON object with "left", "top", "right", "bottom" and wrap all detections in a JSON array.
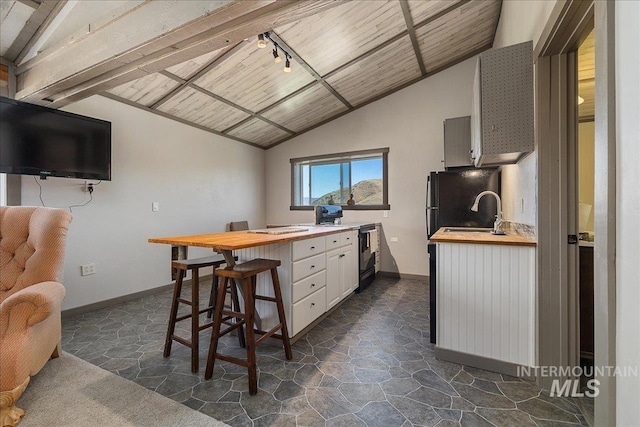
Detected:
[
  {"left": 615, "top": 1, "right": 640, "bottom": 424},
  {"left": 21, "top": 95, "right": 265, "bottom": 310},
  {"left": 492, "top": 0, "right": 558, "bottom": 226},
  {"left": 265, "top": 58, "right": 479, "bottom": 277}
]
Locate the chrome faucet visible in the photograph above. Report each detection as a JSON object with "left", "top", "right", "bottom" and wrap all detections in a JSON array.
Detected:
[{"left": 471, "top": 191, "right": 505, "bottom": 235}]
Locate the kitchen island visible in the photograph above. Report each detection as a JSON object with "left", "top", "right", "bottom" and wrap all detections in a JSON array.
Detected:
[
  {"left": 149, "top": 226, "right": 358, "bottom": 340},
  {"left": 430, "top": 227, "right": 536, "bottom": 375}
]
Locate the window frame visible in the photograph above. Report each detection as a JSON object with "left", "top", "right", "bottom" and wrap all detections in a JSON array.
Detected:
[{"left": 290, "top": 148, "right": 389, "bottom": 211}]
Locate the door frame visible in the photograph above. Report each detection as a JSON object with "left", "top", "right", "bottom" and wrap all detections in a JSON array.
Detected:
[{"left": 535, "top": 1, "right": 616, "bottom": 425}]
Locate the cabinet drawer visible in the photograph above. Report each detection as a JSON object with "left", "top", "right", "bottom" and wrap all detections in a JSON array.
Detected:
[
  {"left": 292, "top": 270, "right": 326, "bottom": 303},
  {"left": 292, "top": 253, "right": 326, "bottom": 282},
  {"left": 326, "top": 234, "right": 342, "bottom": 251},
  {"left": 292, "top": 236, "right": 326, "bottom": 261},
  {"left": 292, "top": 287, "right": 327, "bottom": 336},
  {"left": 341, "top": 231, "right": 355, "bottom": 247}
]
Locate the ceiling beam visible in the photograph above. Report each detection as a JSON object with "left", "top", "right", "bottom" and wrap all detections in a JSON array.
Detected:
[
  {"left": 4, "top": 0, "right": 68, "bottom": 63},
  {"left": 268, "top": 31, "right": 353, "bottom": 109},
  {"left": 14, "top": 0, "right": 347, "bottom": 106},
  {"left": 17, "top": 0, "right": 41, "bottom": 10},
  {"left": 398, "top": 0, "right": 427, "bottom": 76},
  {"left": 149, "top": 41, "right": 246, "bottom": 109}
]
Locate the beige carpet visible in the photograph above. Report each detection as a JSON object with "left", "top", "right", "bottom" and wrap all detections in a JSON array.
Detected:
[{"left": 17, "top": 353, "right": 229, "bottom": 427}]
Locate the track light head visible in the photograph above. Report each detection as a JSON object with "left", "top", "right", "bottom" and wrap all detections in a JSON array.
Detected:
[
  {"left": 257, "top": 33, "right": 267, "bottom": 49},
  {"left": 273, "top": 48, "right": 281, "bottom": 63},
  {"left": 284, "top": 57, "right": 291, "bottom": 73}
]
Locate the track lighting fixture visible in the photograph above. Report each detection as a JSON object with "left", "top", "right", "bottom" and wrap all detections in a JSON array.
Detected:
[
  {"left": 257, "top": 33, "right": 267, "bottom": 49},
  {"left": 256, "top": 32, "right": 293, "bottom": 73}
]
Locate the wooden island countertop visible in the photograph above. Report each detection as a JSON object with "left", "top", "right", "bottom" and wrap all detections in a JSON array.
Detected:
[
  {"left": 148, "top": 226, "right": 352, "bottom": 251},
  {"left": 430, "top": 227, "right": 536, "bottom": 247}
]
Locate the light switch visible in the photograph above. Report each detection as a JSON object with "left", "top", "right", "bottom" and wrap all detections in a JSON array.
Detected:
[{"left": 152, "top": 202, "right": 160, "bottom": 212}]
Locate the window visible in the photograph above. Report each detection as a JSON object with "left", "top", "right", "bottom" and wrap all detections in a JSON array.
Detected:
[{"left": 291, "top": 148, "right": 389, "bottom": 210}]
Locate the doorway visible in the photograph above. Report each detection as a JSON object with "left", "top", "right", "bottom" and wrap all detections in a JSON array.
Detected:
[
  {"left": 576, "top": 29, "right": 595, "bottom": 426},
  {"left": 535, "top": 1, "right": 616, "bottom": 426}
]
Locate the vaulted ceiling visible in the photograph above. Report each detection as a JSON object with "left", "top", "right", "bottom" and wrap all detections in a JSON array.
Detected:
[{"left": 1, "top": 0, "right": 503, "bottom": 149}]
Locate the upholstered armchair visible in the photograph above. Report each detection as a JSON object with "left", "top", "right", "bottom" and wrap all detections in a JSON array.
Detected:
[{"left": 0, "top": 206, "right": 72, "bottom": 427}]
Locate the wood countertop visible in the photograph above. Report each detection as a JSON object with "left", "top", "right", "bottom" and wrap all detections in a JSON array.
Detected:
[
  {"left": 149, "top": 226, "right": 352, "bottom": 251},
  {"left": 430, "top": 227, "right": 536, "bottom": 247}
]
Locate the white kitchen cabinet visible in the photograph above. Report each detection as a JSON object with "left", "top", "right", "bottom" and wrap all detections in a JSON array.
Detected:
[
  {"left": 471, "top": 41, "right": 534, "bottom": 166},
  {"left": 340, "top": 247, "right": 357, "bottom": 297},
  {"left": 436, "top": 242, "right": 536, "bottom": 369},
  {"left": 236, "top": 229, "right": 358, "bottom": 339},
  {"left": 444, "top": 116, "right": 473, "bottom": 169},
  {"left": 326, "top": 230, "right": 358, "bottom": 309}
]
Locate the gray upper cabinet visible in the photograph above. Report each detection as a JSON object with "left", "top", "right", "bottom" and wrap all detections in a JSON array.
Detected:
[
  {"left": 443, "top": 116, "right": 473, "bottom": 169},
  {"left": 471, "top": 41, "right": 534, "bottom": 166}
]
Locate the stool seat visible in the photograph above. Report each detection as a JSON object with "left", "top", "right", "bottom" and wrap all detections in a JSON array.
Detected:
[
  {"left": 206, "top": 258, "right": 292, "bottom": 395},
  {"left": 216, "top": 258, "right": 281, "bottom": 279},
  {"left": 172, "top": 255, "right": 226, "bottom": 270}
]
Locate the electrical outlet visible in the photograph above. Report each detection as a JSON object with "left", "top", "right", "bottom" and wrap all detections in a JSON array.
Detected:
[
  {"left": 81, "top": 263, "right": 96, "bottom": 276},
  {"left": 84, "top": 181, "right": 91, "bottom": 192},
  {"left": 390, "top": 237, "right": 399, "bottom": 243},
  {"left": 383, "top": 211, "right": 389, "bottom": 218},
  {"left": 521, "top": 198, "right": 525, "bottom": 213},
  {"left": 152, "top": 202, "right": 160, "bottom": 212}
]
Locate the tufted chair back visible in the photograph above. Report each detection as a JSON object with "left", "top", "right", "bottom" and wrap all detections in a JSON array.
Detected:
[{"left": 0, "top": 206, "right": 72, "bottom": 304}]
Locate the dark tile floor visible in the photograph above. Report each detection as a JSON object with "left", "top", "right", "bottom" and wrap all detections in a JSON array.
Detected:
[{"left": 61, "top": 277, "right": 588, "bottom": 427}]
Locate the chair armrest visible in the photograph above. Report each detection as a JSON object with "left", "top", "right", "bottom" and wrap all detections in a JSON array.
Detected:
[{"left": 0, "top": 281, "right": 66, "bottom": 338}]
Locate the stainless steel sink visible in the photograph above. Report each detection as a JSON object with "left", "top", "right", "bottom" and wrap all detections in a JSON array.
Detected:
[{"left": 443, "top": 227, "right": 494, "bottom": 233}]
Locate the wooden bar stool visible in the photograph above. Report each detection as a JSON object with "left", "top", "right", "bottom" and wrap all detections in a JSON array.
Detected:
[
  {"left": 205, "top": 258, "right": 292, "bottom": 395},
  {"left": 164, "top": 255, "right": 245, "bottom": 373}
]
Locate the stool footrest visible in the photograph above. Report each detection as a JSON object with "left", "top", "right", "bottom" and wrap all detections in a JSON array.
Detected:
[
  {"left": 254, "top": 324, "right": 285, "bottom": 345},
  {"left": 213, "top": 353, "right": 250, "bottom": 367},
  {"left": 171, "top": 335, "right": 192, "bottom": 348},
  {"left": 254, "top": 295, "right": 277, "bottom": 303},
  {"left": 219, "top": 320, "right": 246, "bottom": 337}
]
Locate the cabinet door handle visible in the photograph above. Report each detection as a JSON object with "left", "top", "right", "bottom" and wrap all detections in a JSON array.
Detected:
[
  {"left": 310, "top": 265, "right": 315, "bottom": 269},
  {"left": 311, "top": 283, "right": 316, "bottom": 287},
  {"left": 311, "top": 302, "right": 315, "bottom": 307},
  {"left": 310, "top": 246, "right": 315, "bottom": 250},
  {"left": 333, "top": 240, "right": 337, "bottom": 243}
]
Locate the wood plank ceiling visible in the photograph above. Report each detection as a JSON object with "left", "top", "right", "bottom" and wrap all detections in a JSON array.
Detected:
[{"left": 6, "top": 0, "right": 503, "bottom": 149}]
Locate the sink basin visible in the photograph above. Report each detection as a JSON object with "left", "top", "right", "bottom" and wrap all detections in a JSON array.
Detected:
[{"left": 443, "top": 227, "right": 494, "bottom": 233}]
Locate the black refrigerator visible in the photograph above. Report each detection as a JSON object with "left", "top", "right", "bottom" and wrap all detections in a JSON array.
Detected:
[{"left": 426, "top": 168, "right": 500, "bottom": 343}]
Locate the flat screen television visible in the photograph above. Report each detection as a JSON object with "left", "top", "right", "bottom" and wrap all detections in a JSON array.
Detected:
[{"left": 0, "top": 96, "right": 111, "bottom": 180}]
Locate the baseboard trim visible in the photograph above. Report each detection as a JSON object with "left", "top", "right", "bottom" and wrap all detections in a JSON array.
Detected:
[
  {"left": 61, "top": 275, "right": 212, "bottom": 319},
  {"left": 378, "top": 271, "right": 429, "bottom": 281},
  {"left": 434, "top": 346, "right": 533, "bottom": 379}
]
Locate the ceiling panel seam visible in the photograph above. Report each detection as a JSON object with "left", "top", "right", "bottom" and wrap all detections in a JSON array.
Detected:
[
  {"left": 399, "top": 0, "right": 427, "bottom": 76},
  {"left": 413, "top": 0, "right": 471, "bottom": 31},
  {"left": 188, "top": 83, "right": 295, "bottom": 135},
  {"left": 268, "top": 31, "right": 353, "bottom": 110},
  {"left": 149, "top": 42, "right": 246, "bottom": 109},
  {"left": 99, "top": 92, "right": 265, "bottom": 149},
  {"left": 265, "top": 42, "right": 493, "bottom": 150}
]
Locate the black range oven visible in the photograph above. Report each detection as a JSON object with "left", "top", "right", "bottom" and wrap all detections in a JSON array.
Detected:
[{"left": 357, "top": 224, "right": 376, "bottom": 293}]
